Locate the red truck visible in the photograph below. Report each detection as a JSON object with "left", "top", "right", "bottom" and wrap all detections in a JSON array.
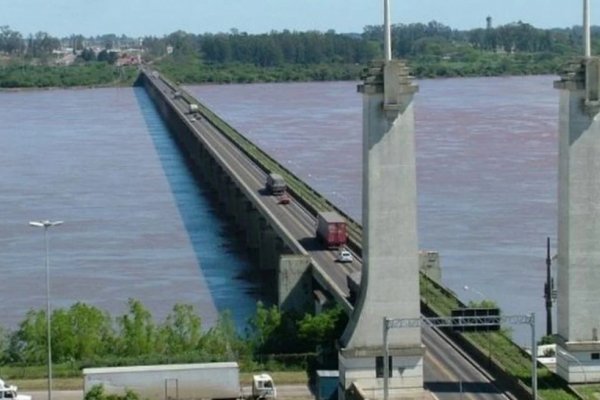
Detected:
[{"left": 316, "top": 211, "right": 348, "bottom": 248}]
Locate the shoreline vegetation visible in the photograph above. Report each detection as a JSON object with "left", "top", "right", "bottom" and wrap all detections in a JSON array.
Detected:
[
  {"left": 0, "top": 299, "right": 346, "bottom": 380},
  {"left": 0, "top": 20, "right": 594, "bottom": 88}
]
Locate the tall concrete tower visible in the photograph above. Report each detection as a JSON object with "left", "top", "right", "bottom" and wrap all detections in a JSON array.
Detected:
[
  {"left": 555, "top": 0, "right": 600, "bottom": 383},
  {"left": 337, "top": 1, "right": 423, "bottom": 398}
]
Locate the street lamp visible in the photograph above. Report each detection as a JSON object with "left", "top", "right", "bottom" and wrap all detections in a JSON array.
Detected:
[{"left": 29, "top": 220, "right": 63, "bottom": 400}]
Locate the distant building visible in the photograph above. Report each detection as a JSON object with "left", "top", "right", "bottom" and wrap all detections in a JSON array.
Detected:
[{"left": 486, "top": 16, "right": 493, "bottom": 29}]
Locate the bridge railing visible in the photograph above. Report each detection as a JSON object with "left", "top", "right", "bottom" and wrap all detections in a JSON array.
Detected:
[{"left": 153, "top": 71, "right": 364, "bottom": 256}]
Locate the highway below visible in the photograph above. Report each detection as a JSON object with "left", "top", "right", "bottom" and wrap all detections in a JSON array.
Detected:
[{"left": 145, "top": 71, "right": 516, "bottom": 399}]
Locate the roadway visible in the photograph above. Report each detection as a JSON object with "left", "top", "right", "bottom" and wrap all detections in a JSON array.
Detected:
[{"left": 145, "top": 71, "right": 516, "bottom": 399}]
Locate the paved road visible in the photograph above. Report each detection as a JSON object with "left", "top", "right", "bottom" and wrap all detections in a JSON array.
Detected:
[
  {"left": 423, "top": 325, "right": 515, "bottom": 400},
  {"left": 144, "top": 71, "right": 516, "bottom": 400},
  {"left": 27, "top": 385, "right": 315, "bottom": 400}
]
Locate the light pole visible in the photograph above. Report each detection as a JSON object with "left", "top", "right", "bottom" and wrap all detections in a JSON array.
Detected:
[{"left": 29, "top": 220, "right": 63, "bottom": 400}]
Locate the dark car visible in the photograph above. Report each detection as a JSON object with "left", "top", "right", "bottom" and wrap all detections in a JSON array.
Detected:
[{"left": 277, "top": 193, "right": 290, "bottom": 205}]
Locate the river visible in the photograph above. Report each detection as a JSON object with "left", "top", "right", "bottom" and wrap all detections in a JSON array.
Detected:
[
  {"left": 0, "top": 75, "right": 559, "bottom": 347},
  {"left": 187, "top": 75, "right": 558, "bottom": 346},
  {"left": 0, "top": 86, "right": 263, "bottom": 332}
]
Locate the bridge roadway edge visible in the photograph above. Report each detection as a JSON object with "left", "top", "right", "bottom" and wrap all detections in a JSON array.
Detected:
[
  {"left": 134, "top": 70, "right": 553, "bottom": 399},
  {"left": 137, "top": 70, "right": 352, "bottom": 314}
]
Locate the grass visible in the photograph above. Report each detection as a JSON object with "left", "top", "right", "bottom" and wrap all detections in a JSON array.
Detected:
[{"left": 576, "top": 384, "right": 600, "bottom": 399}]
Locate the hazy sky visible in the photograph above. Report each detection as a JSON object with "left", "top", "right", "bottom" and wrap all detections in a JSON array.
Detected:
[{"left": 2, "top": 0, "right": 596, "bottom": 37}]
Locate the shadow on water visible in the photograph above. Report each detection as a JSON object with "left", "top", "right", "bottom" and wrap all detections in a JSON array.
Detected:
[{"left": 133, "top": 87, "right": 269, "bottom": 329}]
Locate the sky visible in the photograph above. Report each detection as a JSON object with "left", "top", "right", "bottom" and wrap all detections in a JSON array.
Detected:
[{"left": 1, "top": 0, "right": 597, "bottom": 38}]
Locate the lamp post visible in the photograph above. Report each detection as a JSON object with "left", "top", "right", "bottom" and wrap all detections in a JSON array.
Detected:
[{"left": 29, "top": 220, "right": 63, "bottom": 400}]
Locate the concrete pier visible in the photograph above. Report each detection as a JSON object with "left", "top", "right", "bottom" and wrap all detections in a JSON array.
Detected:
[
  {"left": 555, "top": 57, "right": 600, "bottom": 383},
  {"left": 338, "top": 60, "right": 423, "bottom": 399}
]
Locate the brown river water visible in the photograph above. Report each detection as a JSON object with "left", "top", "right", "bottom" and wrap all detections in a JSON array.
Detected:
[
  {"left": 187, "top": 75, "right": 558, "bottom": 345},
  {"left": 0, "top": 75, "right": 558, "bottom": 346}
]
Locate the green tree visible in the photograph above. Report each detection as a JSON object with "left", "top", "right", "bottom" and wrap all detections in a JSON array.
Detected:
[
  {"left": 246, "top": 302, "right": 282, "bottom": 350},
  {"left": 0, "top": 26, "right": 24, "bottom": 54},
  {"left": 97, "top": 50, "right": 118, "bottom": 64},
  {"left": 161, "top": 304, "right": 202, "bottom": 355},
  {"left": 84, "top": 384, "right": 140, "bottom": 400},
  {"left": 297, "top": 306, "right": 346, "bottom": 348},
  {"left": 117, "top": 299, "right": 156, "bottom": 357},
  {"left": 10, "top": 309, "right": 47, "bottom": 363},
  {"left": 68, "top": 303, "right": 114, "bottom": 360},
  {"left": 201, "top": 311, "right": 247, "bottom": 360},
  {"left": 79, "top": 48, "right": 96, "bottom": 62}
]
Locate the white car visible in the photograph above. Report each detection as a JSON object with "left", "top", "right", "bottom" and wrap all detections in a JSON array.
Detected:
[{"left": 337, "top": 249, "right": 353, "bottom": 263}]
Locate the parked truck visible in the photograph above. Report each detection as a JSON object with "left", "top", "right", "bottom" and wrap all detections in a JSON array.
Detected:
[
  {"left": 251, "top": 374, "right": 276, "bottom": 399},
  {"left": 0, "top": 379, "right": 31, "bottom": 400},
  {"left": 265, "top": 173, "right": 286, "bottom": 196},
  {"left": 83, "top": 362, "right": 241, "bottom": 400},
  {"left": 316, "top": 211, "right": 348, "bottom": 248}
]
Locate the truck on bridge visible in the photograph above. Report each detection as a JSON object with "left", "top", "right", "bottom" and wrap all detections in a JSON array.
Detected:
[
  {"left": 265, "top": 173, "right": 286, "bottom": 196},
  {"left": 316, "top": 211, "right": 348, "bottom": 248}
]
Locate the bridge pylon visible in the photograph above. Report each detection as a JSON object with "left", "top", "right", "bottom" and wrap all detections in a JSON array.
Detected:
[
  {"left": 555, "top": 56, "right": 600, "bottom": 384},
  {"left": 337, "top": 57, "right": 423, "bottom": 399}
]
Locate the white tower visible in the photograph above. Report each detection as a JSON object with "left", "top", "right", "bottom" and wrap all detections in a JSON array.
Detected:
[
  {"left": 555, "top": 0, "right": 600, "bottom": 383},
  {"left": 338, "top": 1, "right": 423, "bottom": 398}
]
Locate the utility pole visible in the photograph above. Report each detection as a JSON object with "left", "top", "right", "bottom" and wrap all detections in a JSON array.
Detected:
[{"left": 544, "top": 237, "right": 553, "bottom": 336}]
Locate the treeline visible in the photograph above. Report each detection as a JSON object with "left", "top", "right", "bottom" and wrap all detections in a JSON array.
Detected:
[
  {"left": 0, "top": 26, "right": 139, "bottom": 58},
  {"left": 146, "top": 30, "right": 376, "bottom": 67},
  {"left": 0, "top": 63, "right": 138, "bottom": 88},
  {"left": 0, "top": 299, "right": 345, "bottom": 374},
  {"left": 1, "top": 20, "right": 599, "bottom": 87},
  {"left": 148, "top": 22, "right": 595, "bottom": 82}
]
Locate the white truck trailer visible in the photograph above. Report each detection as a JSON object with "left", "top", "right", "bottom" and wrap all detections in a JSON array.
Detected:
[{"left": 83, "top": 362, "right": 240, "bottom": 400}]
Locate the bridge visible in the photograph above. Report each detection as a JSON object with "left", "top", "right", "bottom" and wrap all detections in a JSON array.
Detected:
[{"left": 136, "top": 68, "right": 519, "bottom": 399}]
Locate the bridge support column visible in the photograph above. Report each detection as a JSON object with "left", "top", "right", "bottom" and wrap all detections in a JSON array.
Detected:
[
  {"left": 204, "top": 156, "right": 218, "bottom": 189},
  {"left": 216, "top": 172, "right": 230, "bottom": 211},
  {"left": 277, "top": 255, "right": 312, "bottom": 313},
  {"left": 338, "top": 59, "right": 424, "bottom": 399},
  {"left": 258, "top": 224, "right": 278, "bottom": 271},
  {"left": 222, "top": 177, "right": 238, "bottom": 218},
  {"left": 198, "top": 146, "right": 212, "bottom": 180},
  {"left": 246, "top": 212, "right": 262, "bottom": 252},
  {"left": 232, "top": 191, "right": 249, "bottom": 228},
  {"left": 555, "top": 58, "right": 600, "bottom": 383}
]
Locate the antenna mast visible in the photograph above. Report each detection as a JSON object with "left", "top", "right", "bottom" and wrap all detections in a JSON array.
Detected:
[{"left": 384, "top": 0, "right": 392, "bottom": 61}]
